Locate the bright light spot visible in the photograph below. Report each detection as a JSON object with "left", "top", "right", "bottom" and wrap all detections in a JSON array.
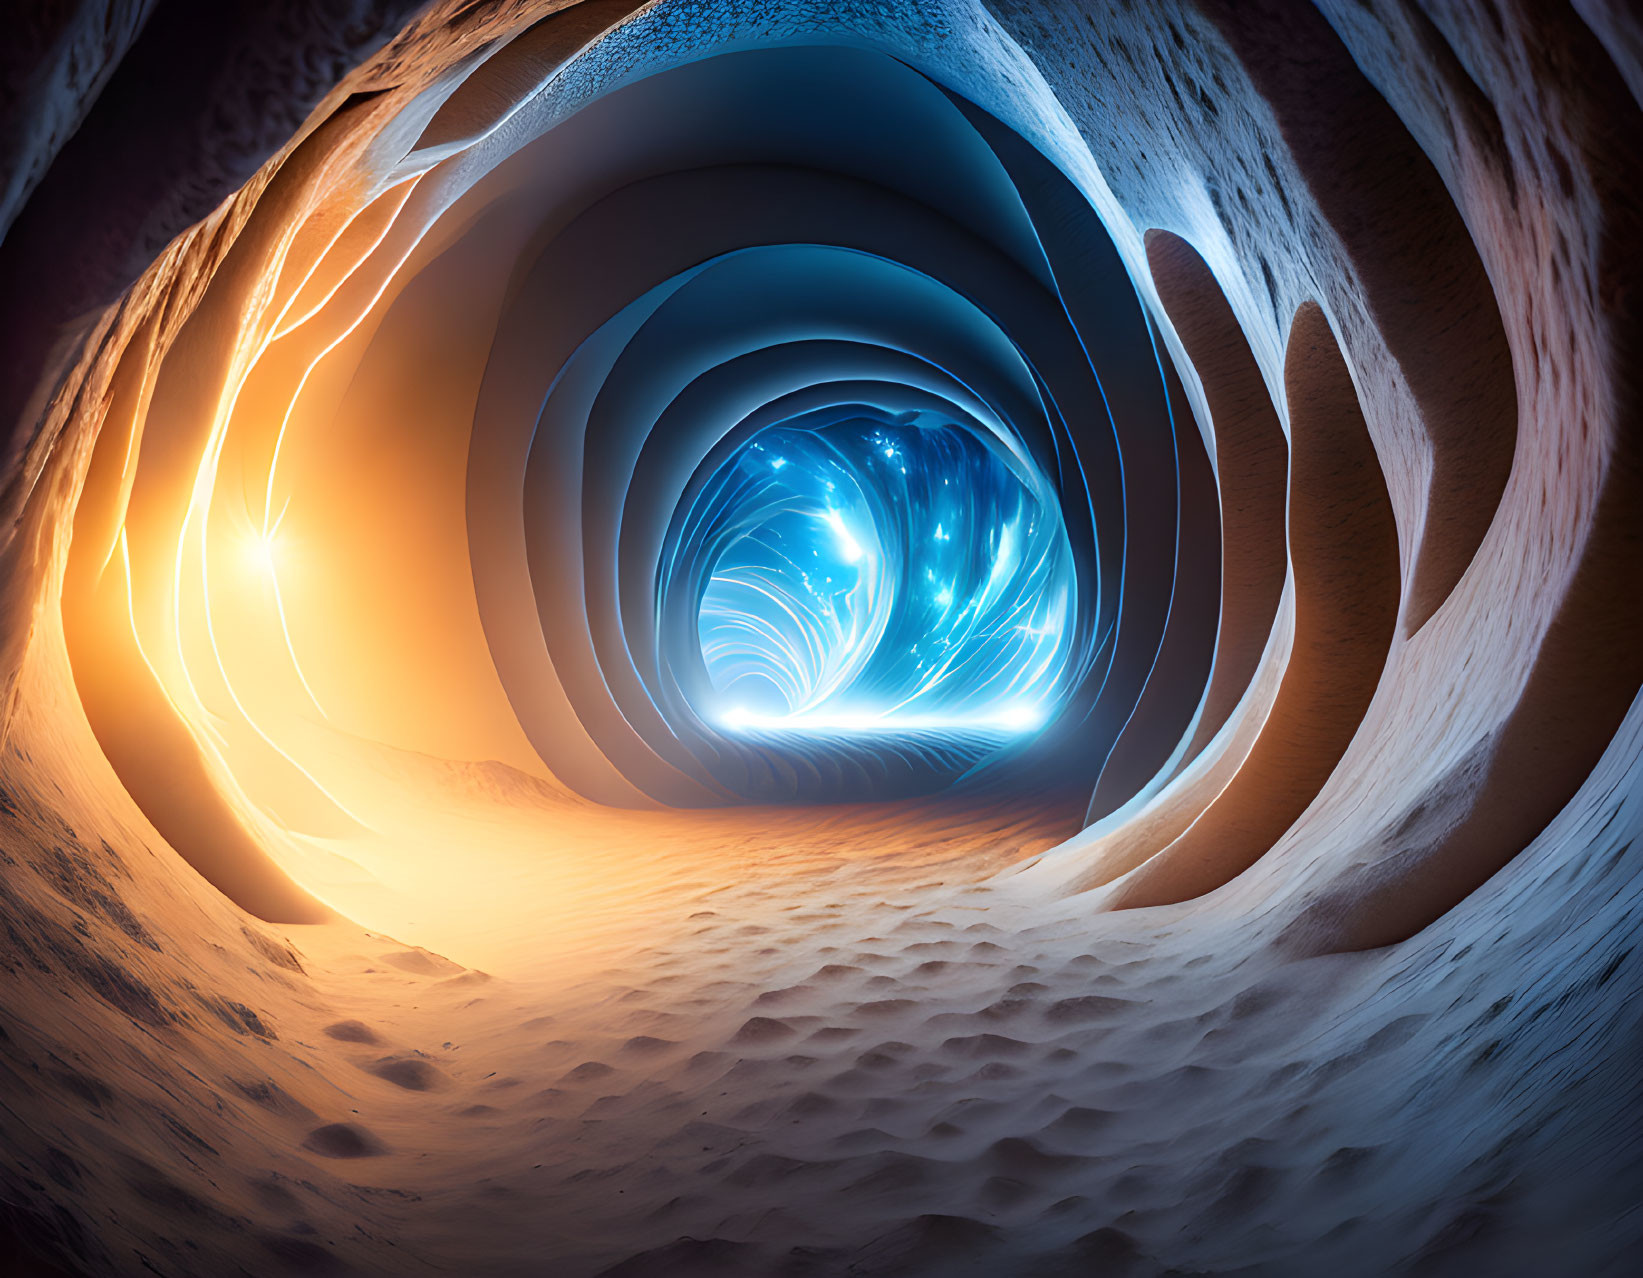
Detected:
[
  {"left": 822, "top": 508, "right": 865, "bottom": 564},
  {"left": 994, "top": 703, "right": 1045, "bottom": 731},
  {"left": 716, "top": 701, "right": 1048, "bottom": 736},
  {"left": 245, "top": 532, "right": 280, "bottom": 578}
]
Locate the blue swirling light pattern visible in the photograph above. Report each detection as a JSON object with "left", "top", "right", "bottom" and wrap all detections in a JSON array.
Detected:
[{"left": 678, "top": 410, "right": 1077, "bottom": 740}]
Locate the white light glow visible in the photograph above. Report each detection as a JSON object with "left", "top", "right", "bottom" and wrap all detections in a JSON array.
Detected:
[
  {"left": 245, "top": 532, "right": 280, "bottom": 578},
  {"left": 718, "top": 702, "right": 1047, "bottom": 735},
  {"left": 822, "top": 508, "right": 865, "bottom": 564}
]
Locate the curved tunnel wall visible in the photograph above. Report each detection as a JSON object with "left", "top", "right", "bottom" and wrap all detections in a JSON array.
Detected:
[
  {"left": 56, "top": 35, "right": 1230, "bottom": 905},
  {"left": 44, "top": 11, "right": 1599, "bottom": 937},
  {"left": 0, "top": 1, "right": 1639, "bottom": 1275}
]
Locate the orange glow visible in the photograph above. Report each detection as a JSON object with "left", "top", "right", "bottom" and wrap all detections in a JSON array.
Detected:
[{"left": 61, "top": 158, "right": 519, "bottom": 931}]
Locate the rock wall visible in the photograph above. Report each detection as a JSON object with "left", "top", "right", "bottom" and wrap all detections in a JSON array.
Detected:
[{"left": 0, "top": 2, "right": 1637, "bottom": 1275}]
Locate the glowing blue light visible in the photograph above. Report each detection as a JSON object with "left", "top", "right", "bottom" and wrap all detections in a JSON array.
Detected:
[{"left": 679, "top": 413, "right": 1076, "bottom": 741}]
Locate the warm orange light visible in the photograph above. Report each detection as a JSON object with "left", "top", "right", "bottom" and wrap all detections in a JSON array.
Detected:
[{"left": 59, "top": 157, "right": 583, "bottom": 953}]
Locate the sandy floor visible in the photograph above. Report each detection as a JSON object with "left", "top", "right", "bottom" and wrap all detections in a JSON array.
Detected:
[{"left": 2, "top": 621, "right": 1639, "bottom": 1277}]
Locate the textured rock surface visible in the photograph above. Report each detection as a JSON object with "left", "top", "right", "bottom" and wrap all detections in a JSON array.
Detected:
[{"left": 0, "top": 2, "right": 1638, "bottom": 1276}]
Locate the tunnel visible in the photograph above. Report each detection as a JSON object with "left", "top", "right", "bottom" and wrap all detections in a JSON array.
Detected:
[{"left": 0, "top": 1, "right": 1639, "bottom": 1275}]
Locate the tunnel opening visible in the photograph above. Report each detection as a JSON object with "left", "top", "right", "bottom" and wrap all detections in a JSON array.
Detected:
[
  {"left": 679, "top": 410, "right": 1078, "bottom": 739},
  {"left": 54, "top": 36, "right": 1213, "bottom": 927}
]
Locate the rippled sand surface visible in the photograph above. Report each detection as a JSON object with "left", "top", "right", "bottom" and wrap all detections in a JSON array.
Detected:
[{"left": 3, "top": 627, "right": 1637, "bottom": 1277}]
